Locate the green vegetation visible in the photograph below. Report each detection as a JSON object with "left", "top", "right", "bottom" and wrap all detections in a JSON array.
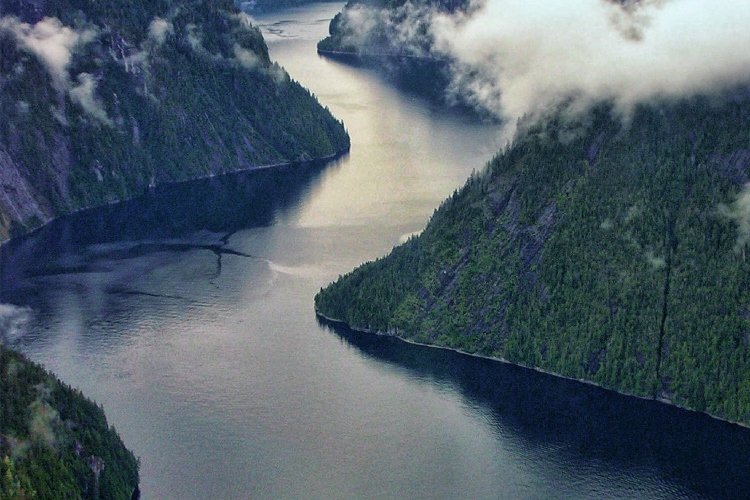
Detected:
[
  {"left": 316, "top": 95, "right": 750, "bottom": 425},
  {"left": 1, "top": 345, "right": 139, "bottom": 499},
  {"left": 0, "top": 1, "right": 351, "bottom": 493},
  {"left": 0, "top": 0, "right": 349, "bottom": 242}
]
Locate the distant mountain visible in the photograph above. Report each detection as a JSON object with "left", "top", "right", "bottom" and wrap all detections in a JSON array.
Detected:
[
  {"left": 316, "top": 94, "right": 750, "bottom": 426},
  {"left": 316, "top": 0, "right": 478, "bottom": 108},
  {"left": 0, "top": 0, "right": 349, "bottom": 243}
]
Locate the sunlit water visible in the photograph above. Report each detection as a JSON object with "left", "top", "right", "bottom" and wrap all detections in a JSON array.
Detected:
[{"left": 1, "top": 3, "right": 750, "bottom": 499}]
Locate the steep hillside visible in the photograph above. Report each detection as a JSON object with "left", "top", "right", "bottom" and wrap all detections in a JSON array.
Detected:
[
  {"left": 0, "top": 0, "right": 349, "bottom": 243},
  {"left": 316, "top": 94, "right": 750, "bottom": 425},
  {"left": 1, "top": 344, "right": 139, "bottom": 499}
]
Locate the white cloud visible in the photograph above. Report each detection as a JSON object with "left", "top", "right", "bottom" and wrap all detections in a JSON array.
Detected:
[
  {"left": 431, "top": 0, "right": 750, "bottom": 122},
  {"left": 336, "top": 0, "right": 750, "bottom": 125},
  {"left": 236, "top": 11, "right": 257, "bottom": 29},
  {"left": 0, "top": 303, "right": 31, "bottom": 345},
  {"left": 69, "top": 72, "right": 112, "bottom": 125},
  {"left": 0, "top": 16, "right": 95, "bottom": 92},
  {"left": 186, "top": 23, "right": 203, "bottom": 51},
  {"left": 148, "top": 17, "right": 174, "bottom": 45},
  {"left": 720, "top": 182, "right": 750, "bottom": 253},
  {"left": 234, "top": 43, "right": 261, "bottom": 69},
  {"left": 0, "top": 15, "right": 113, "bottom": 123}
]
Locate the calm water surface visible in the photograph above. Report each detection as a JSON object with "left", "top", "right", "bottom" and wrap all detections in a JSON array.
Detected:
[{"left": 2, "top": 3, "right": 750, "bottom": 499}]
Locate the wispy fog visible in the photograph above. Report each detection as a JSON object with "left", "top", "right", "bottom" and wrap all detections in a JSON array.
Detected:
[
  {"left": 0, "top": 303, "right": 31, "bottom": 345},
  {"left": 69, "top": 72, "right": 113, "bottom": 125},
  {"left": 0, "top": 16, "right": 93, "bottom": 92},
  {"left": 1, "top": 11, "right": 275, "bottom": 124},
  {"left": 148, "top": 17, "right": 174, "bottom": 45},
  {"left": 338, "top": 0, "right": 750, "bottom": 124},
  {"left": 0, "top": 16, "right": 112, "bottom": 122},
  {"left": 720, "top": 183, "right": 750, "bottom": 253}
]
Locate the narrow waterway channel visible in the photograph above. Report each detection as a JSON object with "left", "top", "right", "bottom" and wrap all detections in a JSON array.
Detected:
[{"left": 2, "top": 3, "right": 750, "bottom": 499}]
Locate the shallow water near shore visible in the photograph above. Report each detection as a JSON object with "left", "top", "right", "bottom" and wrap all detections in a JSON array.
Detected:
[{"left": 2, "top": 3, "right": 750, "bottom": 498}]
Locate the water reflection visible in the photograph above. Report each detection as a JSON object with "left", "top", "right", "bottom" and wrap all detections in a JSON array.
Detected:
[
  {"left": 2, "top": 4, "right": 746, "bottom": 497},
  {"left": 0, "top": 156, "right": 345, "bottom": 303},
  {"left": 320, "top": 317, "right": 750, "bottom": 500}
]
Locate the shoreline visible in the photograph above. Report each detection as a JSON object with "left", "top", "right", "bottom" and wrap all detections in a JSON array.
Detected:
[
  {"left": 0, "top": 146, "right": 350, "bottom": 250},
  {"left": 314, "top": 309, "right": 750, "bottom": 430},
  {"left": 317, "top": 48, "right": 443, "bottom": 63}
]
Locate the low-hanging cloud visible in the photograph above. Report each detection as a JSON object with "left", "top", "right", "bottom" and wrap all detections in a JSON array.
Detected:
[
  {"left": 720, "top": 182, "right": 750, "bottom": 253},
  {"left": 337, "top": 0, "right": 750, "bottom": 124},
  {"left": 0, "top": 303, "right": 31, "bottom": 345},
  {"left": 0, "top": 15, "right": 113, "bottom": 123},
  {"left": 182, "top": 15, "right": 287, "bottom": 81},
  {"left": 339, "top": 2, "right": 436, "bottom": 58},
  {"left": 148, "top": 17, "right": 174, "bottom": 45},
  {"left": 0, "top": 16, "right": 94, "bottom": 92},
  {"left": 234, "top": 43, "right": 260, "bottom": 69},
  {"left": 69, "top": 72, "right": 112, "bottom": 125},
  {"left": 431, "top": 0, "right": 750, "bottom": 122}
]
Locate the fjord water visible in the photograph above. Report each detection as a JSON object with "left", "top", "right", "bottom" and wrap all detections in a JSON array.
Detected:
[{"left": 2, "top": 3, "right": 750, "bottom": 498}]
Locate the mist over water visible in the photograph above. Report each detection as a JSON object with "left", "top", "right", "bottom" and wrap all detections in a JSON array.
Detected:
[
  {"left": 2, "top": 3, "right": 750, "bottom": 499},
  {"left": 334, "top": 0, "right": 750, "bottom": 124}
]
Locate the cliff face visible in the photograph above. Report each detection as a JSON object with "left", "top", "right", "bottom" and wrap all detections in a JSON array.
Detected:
[
  {"left": 0, "top": 0, "right": 350, "bottom": 243},
  {"left": 315, "top": 95, "right": 750, "bottom": 425}
]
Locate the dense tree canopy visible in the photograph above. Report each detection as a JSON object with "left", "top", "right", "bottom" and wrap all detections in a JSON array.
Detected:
[
  {"left": 1, "top": 346, "right": 139, "bottom": 499},
  {"left": 0, "top": 0, "right": 349, "bottom": 242},
  {"left": 316, "top": 94, "right": 750, "bottom": 425}
]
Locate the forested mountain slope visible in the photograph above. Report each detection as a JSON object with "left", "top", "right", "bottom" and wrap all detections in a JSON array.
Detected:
[
  {"left": 316, "top": 94, "right": 750, "bottom": 425},
  {"left": 0, "top": 0, "right": 349, "bottom": 243},
  {"left": 1, "top": 345, "right": 139, "bottom": 499}
]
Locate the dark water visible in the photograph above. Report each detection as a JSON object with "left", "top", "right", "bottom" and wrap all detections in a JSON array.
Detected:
[{"left": 2, "top": 3, "right": 750, "bottom": 499}]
